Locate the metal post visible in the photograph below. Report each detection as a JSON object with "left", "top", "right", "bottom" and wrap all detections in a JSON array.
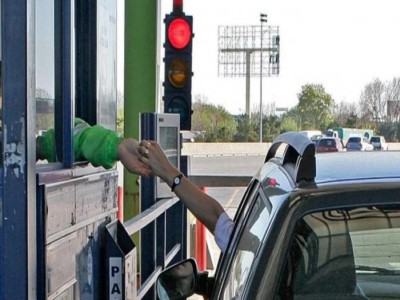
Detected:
[
  {"left": 259, "top": 20, "right": 263, "bottom": 142},
  {"left": 196, "top": 186, "right": 208, "bottom": 271},
  {"left": 259, "top": 14, "right": 267, "bottom": 143},
  {"left": 246, "top": 52, "right": 251, "bottom": 115},
  {"left": 117, "top": 186, "right": 123, "bottom": 222}
]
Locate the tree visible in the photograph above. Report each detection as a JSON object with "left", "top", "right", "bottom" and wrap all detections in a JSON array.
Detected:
[
  {"left": 192, "top": 95, "right": 237, "bottom": 142},
  {"left": 359, "top": 78, "right": 385, "bottom": 127},
  {"left": 334, "top": 101, "right": 359, "bottom": 128},
  {"left": 378, "top": 122, "right": 398, "bottom": 142},
  {"left": 385, "top": 77, "right": 400, "bottom": 122},
  {"left": 280, "top": 116, "right": 300, "bottom": 132},
  {"left": 283, "top": 107, "right": 303, "bottom": 130},
  {"left": 262, "top": 115, "right": 281, "bottom": 142},
  {"left": 297, "top": 84, "right": 335, "bottom": 130},
  {"left": 233, "top": 114, "right": 258, "bottom": 142},
  {"left": 249, "top": 102, "right": 278, "bottom": 142}
]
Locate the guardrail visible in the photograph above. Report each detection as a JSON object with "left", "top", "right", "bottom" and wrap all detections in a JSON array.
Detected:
[
  {"left": 182, "top": 142, "right": 400, "bottom": 157},
  {"left": 182, "top": 142, "right": 272, "bottom": 157}
]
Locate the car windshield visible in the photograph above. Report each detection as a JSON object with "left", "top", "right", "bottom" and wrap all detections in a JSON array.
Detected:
[{"left": 370, "top": 137, "right": 380, "bottom": 142}]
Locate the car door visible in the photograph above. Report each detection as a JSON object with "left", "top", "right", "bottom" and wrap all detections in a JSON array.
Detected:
[
  {"left": 210, "top": 162, "right": 294, "bottom": 299},
  {"left": 209, "top": 179, "right": 265, "bottom": 300}
]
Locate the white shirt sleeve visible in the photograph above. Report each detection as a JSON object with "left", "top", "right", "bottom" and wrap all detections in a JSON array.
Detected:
[{"left": 213, "top": 212, "right": 234, "bottom": 253}]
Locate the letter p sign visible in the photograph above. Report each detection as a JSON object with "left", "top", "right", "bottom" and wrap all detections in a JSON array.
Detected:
[{"left": 109, "top": 257, "right": 122, "bottom": 300}]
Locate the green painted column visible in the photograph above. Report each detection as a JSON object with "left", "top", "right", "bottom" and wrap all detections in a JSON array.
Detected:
[{"left": 124, "top": 0, "right": 157, "bottom": 239}]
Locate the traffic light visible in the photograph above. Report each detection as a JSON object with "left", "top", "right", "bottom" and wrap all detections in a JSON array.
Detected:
[{"left": 163, "top": 13, "right": 193, "bottom": 130}]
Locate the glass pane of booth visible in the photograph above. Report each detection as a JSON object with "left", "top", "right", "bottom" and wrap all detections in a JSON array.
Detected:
[{"left": 36, "top": 0, "right": 55, "bottom": 163}]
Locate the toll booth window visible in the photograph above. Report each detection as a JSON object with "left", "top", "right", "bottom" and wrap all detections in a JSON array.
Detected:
[{"left": 35, "top": 0, "right": 55, "bottom": 163}]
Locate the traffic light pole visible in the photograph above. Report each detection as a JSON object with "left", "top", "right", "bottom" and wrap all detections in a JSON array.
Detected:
[{"left": 173, "top": 0, "right": 183, "bottom": 15}]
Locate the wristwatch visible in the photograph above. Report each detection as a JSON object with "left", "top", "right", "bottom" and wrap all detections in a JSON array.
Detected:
[{"left": 171, "top": 173, "right": 183, "bottom": 192}]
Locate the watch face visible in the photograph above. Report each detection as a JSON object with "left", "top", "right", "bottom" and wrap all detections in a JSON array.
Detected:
[{"left": 174, "top": 176, "right": 181, "bottom": 184}]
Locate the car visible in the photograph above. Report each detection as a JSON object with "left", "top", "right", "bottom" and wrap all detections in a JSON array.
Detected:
[
  {"left": 316, "top": 137, "right": 344, "bottom": 152},
  {"left": 346, "top": 136, "right": 374, "bottom": 151},
  {"left": 310, "top": 134, "right": 324, "bottom": 145},
  {"left": 370, "top": 135, "right": 388, "bottom": 150},
  {"left": 156, "top": 132, "right": 400, "bottom": 300},
  {"left": 299, "top": 130, "right": 323, "bottom": 140},
  {"left": 181, "top": 130, "right": 196, "bottom": 143}
]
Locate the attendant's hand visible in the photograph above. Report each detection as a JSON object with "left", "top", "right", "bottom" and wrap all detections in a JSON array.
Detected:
[{"left": 118, "top": 138, "right": 153, "bottom": 176}]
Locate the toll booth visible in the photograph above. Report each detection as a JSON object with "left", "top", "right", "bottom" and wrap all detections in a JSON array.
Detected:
[
  {"left": 0, "top": 1, "right": 187, "bottom": 299},
  {"left": 1, "top": 0, "right": 121, "bottom": 299}
]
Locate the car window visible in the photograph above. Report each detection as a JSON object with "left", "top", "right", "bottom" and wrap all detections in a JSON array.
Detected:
[
  {"left": 274, "top": 206, "right": 400, "bottom": 299},
  {"left": 318, "top": 139, "right": 334, "bottom": 147},
  {"left": 348, "top": 137, "right": 361, "bottom": 143},
  {"left": 370, "top": 137, "right": 379, "bottom": 142},
  {"left": 222, "top": 194, "right": 271, "bottom": 299},
  {"left": 261, "top": 163, "right": 293, "bottom": 193}
]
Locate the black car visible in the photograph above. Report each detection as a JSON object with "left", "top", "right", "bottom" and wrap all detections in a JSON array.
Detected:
[{"left": 157, "top": 132, "right": 400, "bottom": 300}]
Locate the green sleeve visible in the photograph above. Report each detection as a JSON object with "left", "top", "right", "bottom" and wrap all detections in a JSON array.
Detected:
[
  {"left": 77, "top": 125, "right": 123, "bottom": 169},
  {"left": 36, "top": 129, "right": 56, "bottom": 162}
]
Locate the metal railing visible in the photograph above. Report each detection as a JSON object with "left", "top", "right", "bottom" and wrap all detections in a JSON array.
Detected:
[{"left": 117, "top": 172, "right": 250, "bottom": 299}]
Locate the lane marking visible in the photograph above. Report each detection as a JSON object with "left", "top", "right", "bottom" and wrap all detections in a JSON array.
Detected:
[{"left": 225, "top": 188, "right": 240, "bottom": 208}]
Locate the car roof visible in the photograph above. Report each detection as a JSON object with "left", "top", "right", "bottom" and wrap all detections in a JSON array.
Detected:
[
  {"left": 315, "top": 151, "right": 400, "bottom": 184},
  {"left": 263, "top": 132, "right": 400, "bottom": 187}
]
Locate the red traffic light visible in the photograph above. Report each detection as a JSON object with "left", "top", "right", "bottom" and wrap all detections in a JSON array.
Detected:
[{"left": 168, "top": 18, "right": 192, "bottom": 49}]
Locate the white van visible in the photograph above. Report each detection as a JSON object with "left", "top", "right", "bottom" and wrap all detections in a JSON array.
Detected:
[{"left": 299, "top": 130, "right": 322, "bottom": 140}]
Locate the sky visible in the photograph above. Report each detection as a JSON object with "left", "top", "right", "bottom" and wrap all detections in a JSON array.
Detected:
[{"left": 118, "top": 0, "right": 400, "bottom": 115}]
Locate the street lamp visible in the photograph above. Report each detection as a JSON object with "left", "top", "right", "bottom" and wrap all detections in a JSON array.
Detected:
[{"left": 259, "top": 13, "right": 267, "bottom": 143}]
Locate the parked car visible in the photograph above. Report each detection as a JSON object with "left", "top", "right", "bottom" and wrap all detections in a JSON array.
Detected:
[
  {"left": 370, "top": 135, "right": 388, "bottom": 150},
  {"left": 346, "top": 136, "right": 374, "bottom": 151},
  {"left": 316, "top": 137, "right": 344, "bottom": 152},
  {"left": 157, "top": 132, "right": 400, "bottom": 300}
]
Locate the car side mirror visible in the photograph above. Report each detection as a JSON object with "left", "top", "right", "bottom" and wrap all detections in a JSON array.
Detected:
[{"left": 157, "top": 258, "right": 197, "bottom": 300}]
